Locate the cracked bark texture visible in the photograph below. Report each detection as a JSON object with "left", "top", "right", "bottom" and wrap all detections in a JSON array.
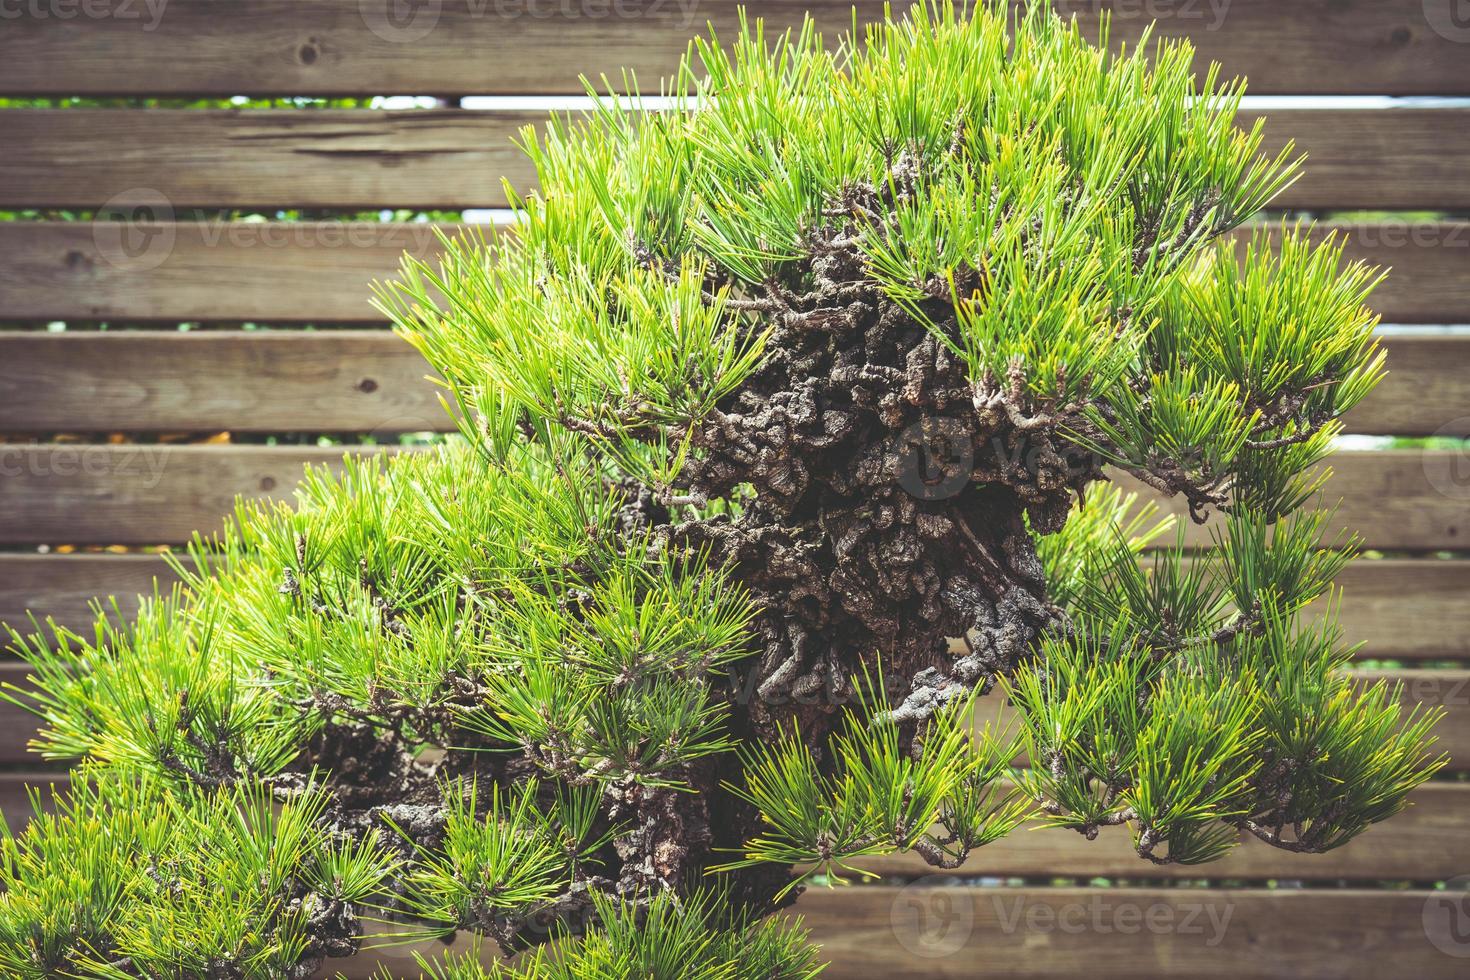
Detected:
[{"left": 678, "top": 209, "right": 1097, "bottom": 739}]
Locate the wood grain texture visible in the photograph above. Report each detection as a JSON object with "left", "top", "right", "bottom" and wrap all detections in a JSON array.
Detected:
[
  {"left": 0, "top": 664, "right": 1463, "bottom": 767},
  {"left": 0, "top": 553, "right": 183, "bottom": 641},
  {"left": 1, "top": 329, "right": 1464, "bottom": 434},
  {"left": 0, "top": 445, "right": 397, "bottom": 545},
  {"left": 2, "top": 109, "right": 1465, "bottom": 210},
  {"left": 799, "top": 887, "right": 1461, "bottom": 978},
  {"left": 0, "top": 447, "right": 1463, "bottom": 548},
  {"left": 6, "top": 555, "right": 1467, "bottom": 661},
  {"left": 0, "top": 109, "right": 537, "bottom": 210},
  {"left": 0, "top": 332, "right": 451, "bottom": 433},
  {"left": 0, "top": 221, "right": 462, "bottom": 323},
  {"left": 847, "top": 782, "right": 1470, "bottom": 882},
  {"left": 1113, "top": 450, "right": 1470, "bottom": 553},
  {"left": 1, "top": 221, "right": 1465, "bottom": 324},
  {"left": 968, "top": 670, "right": 1470, "bottom": 773},
  {"left": 7, "top": 770, "right": 1462, "bottom": 882},
  {"left": 1, "top": 1, "right": 1466, "bottom": 96}
]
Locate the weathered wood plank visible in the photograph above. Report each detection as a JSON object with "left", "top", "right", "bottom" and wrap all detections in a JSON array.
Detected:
[
  {"left": 800, "top": 887, "right": 1461, "bottom": 978},
  {"left": 850, "top": 782, "right": 1470, "bottom": 882},
  {"left": 969, "top": 670, "right": 1470, "bottom": 773},
  {"left": 6, "top": 555, "right": 1466, "bottom": 661},
  {"left": 1, "top": 329, "right": 1463, "bottom": 434},
  {"left": 0, "top": 553, "right": 183, "bottom": 641},
  {"left": 1262, "top": 221, "right": 1470, "bottom": 326},
  {"left": 1115, "top": 450, "right": 1470, "bottom": 553},
  {"left": 0, "top": 109, "right": 537, "bottom": 210},
  {"left": 4, "top": 773, "right": 1463, "bottom": 882},
  {"left": 0, "top": 332, "right": 451, "bottom": 433},
  {"left": 0, "top": 447, "right": 1462, "bottom": 549},
  {"left": 1, "top": 1, "right": 1466, "bottom": 97},
  {"left": 2, "top": 109, "right": 1465, "bottom": 210},
  {"left": 0, "top": 221, "right": 461, "bottom": 323},
  {"left": 1, "top": 663, "right": 1463, "bottom": 766},
  {"left": 1351, "top": 334, "right": 1470, "bottom": 436},
  {"left": 0, "top": 445, "right": 395, "bottom": 545},
  {"left": 1, "top": 221, "right": 1465, "bottom": 325}
]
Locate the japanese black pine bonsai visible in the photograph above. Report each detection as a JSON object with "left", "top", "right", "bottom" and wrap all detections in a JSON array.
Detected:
[{"left": 1, "top": 4, "right": 1443, "bottom": 977}]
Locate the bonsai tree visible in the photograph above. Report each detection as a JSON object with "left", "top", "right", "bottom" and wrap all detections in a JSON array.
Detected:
[{"left": 2, "top": 4, "right": 1443, "bottom": 976}]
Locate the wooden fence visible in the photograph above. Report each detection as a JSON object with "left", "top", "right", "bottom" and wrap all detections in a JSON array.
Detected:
[{"left": 1, "top": 2, "right": 1469, "bottom": 976}]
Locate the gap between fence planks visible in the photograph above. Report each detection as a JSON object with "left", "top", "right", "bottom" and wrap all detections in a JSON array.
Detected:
[
  {"left": 1, "top": 329, "right": 1466, "bottom": 435},
  {"left": 2, "top": 109, "right": 1466, "bottom": 210},
  {"left": 1, "top": 1, "right": 1467, "bottom": 97},
  {"left": 1, "top": 221, "right": 1465, "bottom": 325},
  {"left": 0, "top": 445, "right": 1464, "bottom": 549}
]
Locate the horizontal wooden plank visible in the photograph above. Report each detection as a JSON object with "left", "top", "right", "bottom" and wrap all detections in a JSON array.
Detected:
[
  {"left": 0, "top": 446, "right": 1462, "bottom": 548},
  {"left": 0, "top": 1, "right": 1466, "bottom": 97},
  {"left": 1351, "top": 334, "right": 1470, "bottom": 436},
  {"left": 854, "top": 782, "right": 1470, "bottom": 882},
  {"left": 801, "top": 887, "right": 1461, "bottom": 978},
  {"left": 1, "top": 329, "right": 1463, "bottom": 434},
  {"left": 2, "top": 664, "right": 1464, "bottom": 767},
  {"left": 0, "top": 332, "right": 450, "bottom": 433},
  {"left": 1331, "top": 559, "right": 1470, "bottom": 661},
  {"left": 1115, "top": 450, "right": 1470, "bottom": 553},
  {"left": 0, "top": 221, "right": 459, "bottom": 323},
  {"left": 968, "top": 670, "right": 1470, "bottom": 773},
  {"left": 1239, "top": 108, "right": 1470, "bottom": 211},
  {"left": 0, "top": 553, "right": 182, "bottom": 640},
  {"left": 0, "top": 445, "right": 394, "bottom": 545},
  {"left": 2, "top": 220, "right": 1465, "bottom": 325},
  {"left": 1275, "top": 221, "right": 1470, "bottom": 327},
  {"left": 0, "top": 109, "right": 536, "bottom": 210},
  {"left": 5, "top": 555, "right": 1467, "bottom": 662},
  {"left": 1, "top": 109, "right": 1465, "bottom": 210}
]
